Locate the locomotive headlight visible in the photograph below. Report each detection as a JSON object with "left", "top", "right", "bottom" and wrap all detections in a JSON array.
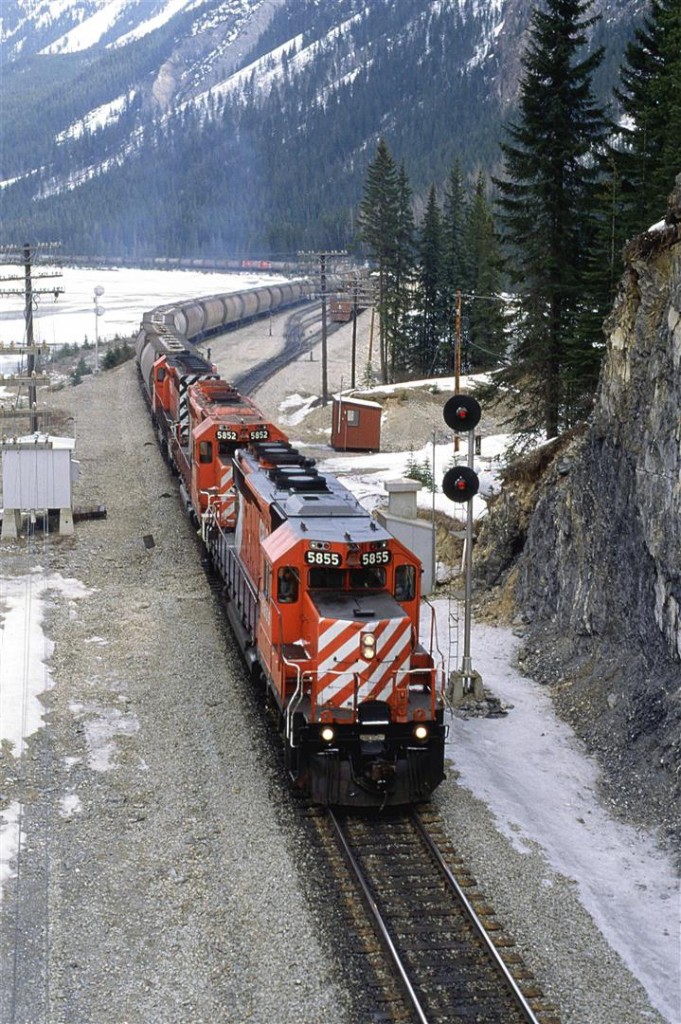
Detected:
[
  {"left": 320, "top": 726, "right": 335, "bottom": 743},
  {"left": 360, "top": 632, "right": 377, "bottom": 660},
  {"left": 413, "top": 724, "right": 429, "bottom": 742}
]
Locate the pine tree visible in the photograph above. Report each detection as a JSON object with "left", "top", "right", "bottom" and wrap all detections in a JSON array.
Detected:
[
  {"left": 414, "top": 186, "right": 445, "bottom": 376},
  {"left": 357, "top": 140, "right": 414, "bottom": 383},
  {"left": 358, "top": 139, "right": 400, "bottom": 382},
  {"left": 494, "top": 0, "right": 608, "bottom": 440},
  {"left": 463, "top": 172, "right": 506, "bottom": 371},
  {"left": 441, "top": 161, "right": 469, "bottom": 371},
  {"left": 392, "top": 163, "right": 416, "bottom": 377},
  {"left": 613, "top": 0, "right": 681, "bottom": 239}
]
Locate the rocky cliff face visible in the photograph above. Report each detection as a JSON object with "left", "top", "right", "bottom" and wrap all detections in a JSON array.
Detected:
[{"left": 479, "top": 175, "right": 681, "bottom": 855}]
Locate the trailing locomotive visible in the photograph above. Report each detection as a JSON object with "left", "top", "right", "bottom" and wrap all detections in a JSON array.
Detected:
[{"left": 136, "top": 290, "right": 447, "bottom": 807}]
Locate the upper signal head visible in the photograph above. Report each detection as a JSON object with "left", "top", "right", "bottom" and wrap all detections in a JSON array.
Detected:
[{"left": 443, "top": 394, "right": 481, "bottom": 432}]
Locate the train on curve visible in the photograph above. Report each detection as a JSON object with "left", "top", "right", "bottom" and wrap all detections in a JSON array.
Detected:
[{"left": 136, "top": 286, "right": 447, "bottom": 807}]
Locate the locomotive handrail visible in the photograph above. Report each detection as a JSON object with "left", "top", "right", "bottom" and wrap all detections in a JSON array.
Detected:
[
  {"left": 421, "top": 597, "right": 447, "bottom": 697},
  {"left": 269, "top": 601, "right": 306, "bottom": 747}
]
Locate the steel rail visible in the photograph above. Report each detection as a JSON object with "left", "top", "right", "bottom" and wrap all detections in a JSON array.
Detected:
[
  {"left": 328, "top": 809, "right": 430, "bottom": 1024},
  {"left": 411, "top": 810, "right": 543, "bottom": 1024},
  {"left": 234, "top": 303, "right": 343, "bottom": 395}
]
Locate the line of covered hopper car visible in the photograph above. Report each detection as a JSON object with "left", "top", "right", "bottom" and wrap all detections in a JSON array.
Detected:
[{"left": 135, "top": 284, "right": 447, "bottom": 807}]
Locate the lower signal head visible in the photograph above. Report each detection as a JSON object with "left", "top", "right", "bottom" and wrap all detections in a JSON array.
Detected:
[{"left": 442, "top": 465, "right": 479, "bottom": 503}]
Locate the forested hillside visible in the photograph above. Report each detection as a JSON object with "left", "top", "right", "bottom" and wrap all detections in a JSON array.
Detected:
[{"left": 0, "top": 0, "right": 642, "bottom": 258}]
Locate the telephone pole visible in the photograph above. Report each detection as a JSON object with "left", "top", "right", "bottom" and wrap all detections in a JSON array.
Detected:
[
  {"left": 0, "top": 243, "right": 63, "bottom": 431},
  {"left": 320, "top": 252, "right": 329, "bottom": 405},
  {"left": 315, "top": 250, "right": 347, "bottom": 405}
]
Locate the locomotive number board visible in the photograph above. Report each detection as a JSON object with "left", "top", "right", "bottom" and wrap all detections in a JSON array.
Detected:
[
  {"left": 216, "top": 427, "right": 270, "bottom": 442},
  {"left": 360, "top": 550, "right": 391, "bottom": 566},
  {"left": 304, "top": 551, "right": 342, "bottom": 567}
]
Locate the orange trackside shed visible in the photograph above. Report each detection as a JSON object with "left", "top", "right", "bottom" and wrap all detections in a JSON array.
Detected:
[{"left": 331, "top": 396, "right": 382, "bottom": 452}]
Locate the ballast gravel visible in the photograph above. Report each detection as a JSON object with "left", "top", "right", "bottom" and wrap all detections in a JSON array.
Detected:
[{"left": 0, "top": 341, "right": 670, "bottom": 1024}]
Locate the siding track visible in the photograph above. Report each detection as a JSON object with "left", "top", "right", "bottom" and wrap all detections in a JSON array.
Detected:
[{"left": 234, "top": 303, "right": 343, "bottom": 395}]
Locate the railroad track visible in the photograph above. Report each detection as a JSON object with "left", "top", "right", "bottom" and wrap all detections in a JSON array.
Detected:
[
  {"left": 309, "top": 806, "right": 560, "bottom": 1024},
  {"left": 234, "top": 302, "right": 343, "bottom": 395}
]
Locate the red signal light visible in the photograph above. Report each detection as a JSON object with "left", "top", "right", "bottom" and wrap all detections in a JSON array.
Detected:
[
  {"left": 442, "top": 466, "right": 480, "bottom": 503},
  {"left": 443, "top": 394, "right": 481, "bottom": 432}
]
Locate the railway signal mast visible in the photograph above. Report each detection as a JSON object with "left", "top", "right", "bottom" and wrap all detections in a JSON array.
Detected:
[{"left": 442, "top": 393, "right": 483, "bottom": 701}]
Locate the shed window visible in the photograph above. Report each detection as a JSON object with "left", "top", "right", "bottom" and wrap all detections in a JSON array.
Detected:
[
  {"left": 346, "top": 408, "right": 360, "bottom": 426},
  {"left": 198, "top": 440, "right": 213, "bottom": 464}
]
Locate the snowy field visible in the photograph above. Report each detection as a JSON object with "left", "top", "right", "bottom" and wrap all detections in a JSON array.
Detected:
[
  {"left": 0, "top": 263, "right": 284, "bottom": 367},
  {"left": 0, "top": 265, "right": 679, "bottom": 1020}
]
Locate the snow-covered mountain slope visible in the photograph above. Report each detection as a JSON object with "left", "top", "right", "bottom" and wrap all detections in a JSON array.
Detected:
[{"left": 0, "top": 0, "right": 644, "bottom": 256}]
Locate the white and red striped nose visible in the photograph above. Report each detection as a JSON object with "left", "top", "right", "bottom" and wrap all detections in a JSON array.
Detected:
[{"left": 316, "top": 616, "right": 411, "bottom": 710}]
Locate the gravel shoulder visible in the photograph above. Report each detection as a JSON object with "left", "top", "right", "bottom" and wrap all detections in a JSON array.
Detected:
[
  {"left": 0, "top": 317, "right": 674, "bottom": 1024},
  {"left": 1, "top": 361, "right": 349, "bottom": 1024}
]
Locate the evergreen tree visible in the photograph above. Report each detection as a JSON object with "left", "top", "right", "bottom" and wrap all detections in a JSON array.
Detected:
[
  {"left": 441, "top": 161, "right": 469, "bottom": 371},
  {"left": 357, "top": 140, "right": 414, "bottom": 383},
  {"left": 613, "top": 0, "right": 681, "bottom": 239},
  {"left": 463, "top": 171, "right": 506, "bottom": 371},
  {"left": 413, "top": 186, "right": 445, "bottom": 376},
  {"left": 392, "top": 163, "right": 416, "bottom": 377},
  {"left": 494, "top": 0, "right": 608, "bottom": 440}
]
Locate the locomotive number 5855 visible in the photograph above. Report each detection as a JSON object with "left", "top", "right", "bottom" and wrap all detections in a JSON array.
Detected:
[{"left": 304, "top": 550, "right": 342, "bottom": 566}]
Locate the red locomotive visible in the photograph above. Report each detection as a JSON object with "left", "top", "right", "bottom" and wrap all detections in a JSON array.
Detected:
[{"left": 136, "top": 292, "right": 447, "bottom": 807}]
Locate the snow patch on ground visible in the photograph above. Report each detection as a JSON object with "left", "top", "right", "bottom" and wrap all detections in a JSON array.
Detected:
[
  {"left": 69, "top": 703, "right": 140, "bottom": 772},
  {"left": 278, "top": 393, "right": 320, "bottom": 426},
  {"left": 435, "top": 610, "right": 680, "bottom": 1023},
  {"left": 0, "top": 802, "right": 24, "bottom": 903},
  {"left": 0, "top": 570, "right": 91, "bottom": 755}
]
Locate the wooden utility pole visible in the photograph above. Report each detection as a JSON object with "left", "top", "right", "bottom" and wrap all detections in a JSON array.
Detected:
[
  {"left": 320, "top": 252, "right": 329, "bottom": 405},
  {"left": 24, "top": 244, "right": 38, "bottom": 426},
  {"left": 0, "top": 244, "right": 63, "bottom": 431},
  {"left": 351, "top": 275, "right": 359, "bottom": 389},
  {"left": 316, "top": 250, "right": 347, "bottom": 406}
]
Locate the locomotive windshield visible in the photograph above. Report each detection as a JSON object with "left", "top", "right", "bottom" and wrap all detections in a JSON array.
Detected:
[
  {"left": 308, "top": 567, "right": 345, "bottom": 589},
  {"left": 308, "top": 566, "right": 386, "bottom": 590},
  {"left": 349, "top": 567, "right": 385, "bottom": 589}
]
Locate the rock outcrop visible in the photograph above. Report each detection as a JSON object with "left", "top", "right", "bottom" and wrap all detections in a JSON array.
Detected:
[{"left": 479, "top": 174, "right": 681, "bottom": 854}]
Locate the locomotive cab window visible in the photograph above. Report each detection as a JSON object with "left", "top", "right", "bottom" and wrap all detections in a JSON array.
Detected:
[
  {"left": 198, "top": 440, "right": 213, "bottom": 464},
  {"left": 395, "top": 564, "right": 416, "bottom": 602},
  {"left": 349, "top": 567, "right": 386, "bottom": 590},
  {"left": 277, "top": 566, "right": 299, "bottom": 603},
  {"left": 309, "top": 567, "right": 345, "bottom": 589},
  {"left": 156, "top": 367, "right": 166, "bottom": 382}
]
